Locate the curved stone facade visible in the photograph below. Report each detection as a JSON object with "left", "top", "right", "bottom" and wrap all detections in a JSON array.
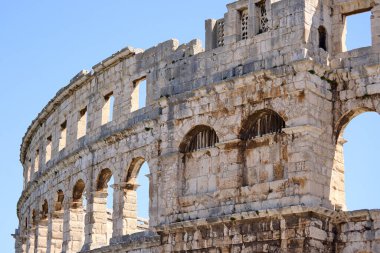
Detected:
[{"left": 15, "top": 0, "right": 380, "bottom": 252}]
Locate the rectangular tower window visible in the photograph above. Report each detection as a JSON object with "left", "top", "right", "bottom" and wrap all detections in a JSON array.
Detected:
[
  {"left": 59, "top": 121, "right": 67, "bottom": 151},
  {"left": 240, "top": 9, "right": 249, "bottom": 40},
  {"left": 77, "top": 107, "right": 87, "bottom": 139},
  {"left": 256, "top": 0, "right": 269, "bottom": 34},
  {"left": 131, "top": 77, "right": 147, "bottom": 112},
  {"left": 344, "top": 11, "right": 371, "bottom": 51},
  {"left": 45, "top": 135, "right": 52, "bottom": 163},
  {"left": 34, "top": 149, "right": 40, "bottom": 172},
  {"left": 102, "top": 93, "right": 114, "bottom": 125}
]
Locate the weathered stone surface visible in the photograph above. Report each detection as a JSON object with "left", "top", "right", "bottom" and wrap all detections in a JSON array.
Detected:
[{"left": 13, "top": 0, "right": 380, "bottom": 252}]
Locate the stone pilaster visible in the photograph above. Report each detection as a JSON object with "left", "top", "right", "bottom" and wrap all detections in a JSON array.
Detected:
[
  {"left": 62, "top": 206, "right": 84, "bottom": 253},
  {"left": 122, "top": 181, "right": 139, "bottom": 235},
  {"left": 111, "top": 184, "right": 124, "bottom": 239},
  {"left": 26, "top": 227, "right": 35, "bottom": 253},
  {"left": 83, "top": 191, "right": 108, "bottom": 250},
  {"left": 35, "top": 218, "right": 48, "bottom": 253},
  {"left": 12, "top": 229, "right": 27, "bottom": 253},
  {"left": 46, "top": 211, "right": 64, "bottom": 253}
]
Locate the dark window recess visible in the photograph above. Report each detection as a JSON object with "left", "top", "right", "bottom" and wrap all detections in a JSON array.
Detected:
[
  {"left": 318, "top": 26, "right": 327, "bottom": 51},
  {"left": 241, "top": 111, "right": 285, "bottom": 140},
  {"left": 185, "top": 128, "right": 219, "bottom": 153}
]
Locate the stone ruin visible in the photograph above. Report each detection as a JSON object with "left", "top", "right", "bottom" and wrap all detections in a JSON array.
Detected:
[{"left": 14, "top": 0, "right": 380, "bottom": 252}]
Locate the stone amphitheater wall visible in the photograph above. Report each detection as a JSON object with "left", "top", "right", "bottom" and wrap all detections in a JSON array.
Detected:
[{"left": 15, "top": 0, "right": 380, "bottom": 252}]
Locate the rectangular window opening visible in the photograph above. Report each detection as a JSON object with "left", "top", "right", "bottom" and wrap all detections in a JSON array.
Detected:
[
  {"left": 344, "top": 11, "right": 372, "bottom": 51},
  {"left": 45, "top": 135, "right": 52, "bottom": 163},
  {"left": 34, "top": 149, "right": 40, "bottom": 172},
  {"left": 59, "top": 121, "right": 67, "bottom": 151},
  {"left": 131, "top": 77, "right": 147, "bottom": 112},
  {"left": 28, "top": 158, "right": 32, "bottom": 180},
  {"left": 77, "top": 107, "right": 87, "bottom": 139},
  {"left": 102, "top": 93, "right": 114, "bottom": 125}
]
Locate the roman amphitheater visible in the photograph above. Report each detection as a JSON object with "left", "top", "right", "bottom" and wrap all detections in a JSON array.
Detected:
[{"left": 14, "top": 0, "right": 380, "bottom": 252}]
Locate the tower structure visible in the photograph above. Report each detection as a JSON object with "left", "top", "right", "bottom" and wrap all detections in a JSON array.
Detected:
[{"left": 15, "top": 0, "right": 380, "bottom": 252}]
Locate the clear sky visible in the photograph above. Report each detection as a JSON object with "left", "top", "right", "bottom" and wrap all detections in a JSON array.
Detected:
[{"left": 0, "top": 2, "right": 378, "bottom": 252}]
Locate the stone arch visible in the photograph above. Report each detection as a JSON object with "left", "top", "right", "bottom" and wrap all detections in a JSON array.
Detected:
[
  {"left": 84, "top": 168, "right": 115, "bottom": 249},
  {"left": 54, "top": 190, "right": 64, "bottom": 212},
  {"left": 72, "top": 179, "right": 85, "bottom": 209},
  {"left": 41, "top": 199, "right": 48, "bottom": 220},
  {"left": 32, "top": 209, "right": 37, "bottom": 227},
  {"left": 179, "top": 125, "right": 220, "bottom": 153},
  {"left": 330, "top": 107, "right": 380, "bottom": 211},
  {"left": 178, "top": 125, "right": 221, "bottom": 197},
  {"left": 175, "top": 116, "right": 221, "bottom": 151},
  {"left": 125, "top": 157, "right": 146, "bottom": 183},
  {"left": 240, "top": 109, "right": 285, "bottom": 140},
  {"left": 96, "top": 168, "right": 113, "bottom": 191},
  {"left": 335, "top": 107, "right": 375, "bottom": 142},
  {"left": 120, "top": 156, "right": 151, "bottom": 235},
  {"left": 239, "top": 109, "right": 287, "bottom": 187}
]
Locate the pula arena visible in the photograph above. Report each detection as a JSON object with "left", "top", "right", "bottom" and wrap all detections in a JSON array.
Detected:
[{"left": 14, "top": 0, "right": 380, "bottom": 252}]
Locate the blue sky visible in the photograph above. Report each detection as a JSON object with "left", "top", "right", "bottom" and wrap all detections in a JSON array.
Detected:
[{"left": 0, "top": 1, "right": 378, "bottom": 252}]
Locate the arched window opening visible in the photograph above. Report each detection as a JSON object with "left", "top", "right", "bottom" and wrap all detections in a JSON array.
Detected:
[
  {"left": 41, "top": 200, "right": 48, "bottom": 220},
  {"left": 334, "top": 112, "right": 380, "bottom": 211},
  {"left": 32, "top": 210, "right": 37, "bottom": 227},
  {"left": 94, "top": 168, "right": 114, "bottom": 246},
  {"left": 106, "top": 176, "right": 114, "bottom": 210},
  {"left": 72, "top": 180, "right": 85, "bottom": 209},
  {"left": 180, "top": 125, "right": 219, "bottom": 153},
  {"left": 318, "top": 26, "right": 327, "bottom": 51},
  {"left": 124, "top": 158, "right": 150, "bottom": 234},
  {"left": 136, "top": 162, "right": 149, "bottom": 230},
  {"left": 94, "top": 169, "right": 113, "bottom": 245},
  {"left": 131, "top": 77, "right": 147, "bottom": 112},
  {"left": 240, "top": 110, "right": 285, "bottom": 140},
  {"left": 55, "top": 190, "right": 64, "bottom": 212},
  {"left": 96, "top": 168, "right": 112, "bottom": 191},
  {"left": 106, "top": 176, "right": 114, "bottom": 242}
]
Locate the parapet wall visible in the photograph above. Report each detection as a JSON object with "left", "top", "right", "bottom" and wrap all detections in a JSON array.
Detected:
[{"left": 15, "top": 0, "right": 380, "bottom": 252}]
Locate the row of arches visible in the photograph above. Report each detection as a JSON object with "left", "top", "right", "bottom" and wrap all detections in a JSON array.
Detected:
[
  {"left": 21, "top": 107, "right": 380, "bottom": 252},
  {"left": 23, "top": 159, "right": 150, "bottom": 253},
  {"left": 22, "top": 109, "right": 286, "bottom": 252}
]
